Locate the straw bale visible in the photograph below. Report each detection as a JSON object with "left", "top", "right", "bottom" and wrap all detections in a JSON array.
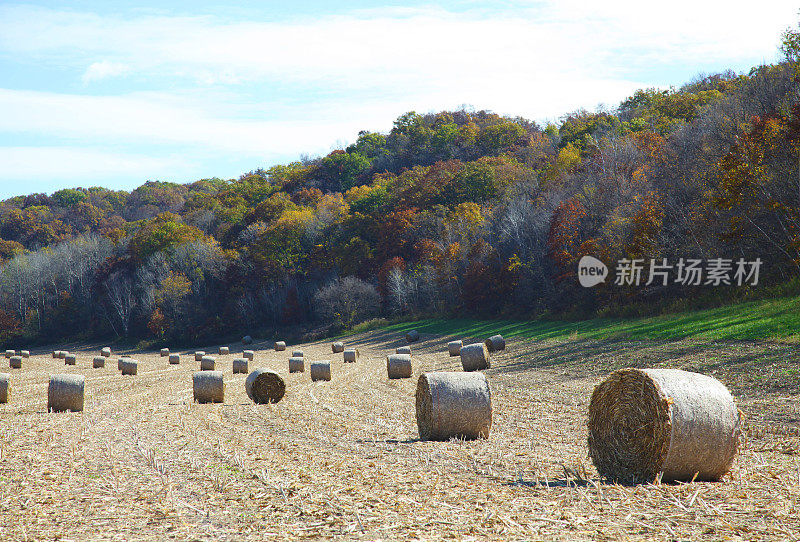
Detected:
[
  {"left": 48, "top": 374, "right": 84, "bottom": 412},
  {"left": 289, "top": 356, "right": 305, "bottom": 373},
  {"left": 242, "top": 335, "right": 253, "bottom": 345},
  {"left": 20, "top": 350, "right": 30, "bottom": 358},
  {"left": 386, "top": 354, "right": 412, "bottom": 379},
  {"left": 448, "top": 340, "right": 462, "bottom": 357},
  {"left": 310, "top": 361, "right": 331, "bottom": 382},
  {"left": 120, "top": 359, "right": 138, "bottom": 375},
  {"left": 485, "top": 335, "right": 505, "bottom": 352},
  {"left": 243, "top": 350, "right": 254, "bottom": 361},
  {"left": 193, "top": 371, "right": 224, "bottom": 403},
  {"left": 92, "top": 356, "right": 105, "bottom": 369},
  {"left": 219, "top": 346, "right": 230, "bottom": 355},
  {"left": 406, "top": 330, "right": 420, "bottom": 343},
  {"left": 200, "top": 356, "right": 216, "bottom": 371},
  {"left": 194, "top": 351, "right": 205, "bottom": 361},
  {"left": 64, "top": 354, "right": 76, "bottom": 366},
  {"left": 415, "top": 371, "right": 492, "bottom": 440},
  {"left": 101, "top": 347, "right": 111, "bottom": 357},
  {"left": 292, "top": 350, "right": 303, "bottom": 358},
  {"left": 5, "top": 350, "right": 14, "bottom": 358},
  {"left": 232, "top": 358, "right": 249, "bottom": 374},
  {"left": 331, "top": 342, "right": 344, "bottom": 353},
  {"left": 160, "top": 348, "right": 170, "bottom": 357},
  {"left": 169, "top": 353, "right": 180, "bottom": 365},
  {"left": 274, "top": 341, "right": 286, "bottom": 351},
  {"left": 396, "top": 346, "right": 411, "bottom": 355},
  {"left": 343, "top": 348, "right": 359, "bottom": 363},
  {"left": 460, "top": 343, "right": 490, "bottom": 372},
  {"left": 0, "top": 373, "right": 8, "bottom": 403},
  {"left": 245, "top": 368, "right": 286, "bottom": 403},
  {"left": 9, "top": 356, "right": 22, "bottom": 369}
]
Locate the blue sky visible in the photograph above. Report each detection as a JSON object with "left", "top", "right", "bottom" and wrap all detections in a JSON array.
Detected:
[{"left": 0, "top": 1, "right": 796, "bottom": 199}]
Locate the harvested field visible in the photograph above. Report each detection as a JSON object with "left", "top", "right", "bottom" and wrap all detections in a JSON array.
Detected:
[{"left": 0, "top": 332, "right": 799, "bottom": 540}]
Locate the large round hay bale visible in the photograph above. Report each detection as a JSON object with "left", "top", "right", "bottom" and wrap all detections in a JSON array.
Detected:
[
  {"left": 310, "top": 361, "right": 331, "bottom": 382},
  {"left": 343, "top": 349, "right": 358, "bottom": 363},
  {"left": 48, "top": 374, "right": 85, "bottom": 412},
  {"left": 0, "top": 373, "right": 9, "bottom": 403},
  {"left": 387, "top": 354, "right": 412, "bottom": 379},
  {"left": 101, "top": 347, "right": 111, "bottom": 357},
  {"left": 219, "top": 346, "right": 230, "bottom": 355},
  {"left": 160, "top": 348, "right": 170, "bottom": 357},
  {"left": 242, "top": 335, "right": 253, "bottom": 345},
  {"left": 460, "top": 343, "right": 490, "bottom": 372},
  {"left": 485, "top": 335, "right": 505, "bottom": 353},
  {"left": 120, "top": 359, "right": 138, "bottom": 375},
  {"left": 406, "top": 330, "right": 420, "bottom": 343},
  {"left": 200, "top": 356, "right": 216, "bottom": 371},
  {"left": 232, "top": 358, "right": 249, "bottom": 374},
  {"left": 194, "top": 351, "right": 205, "bottom": 361},
  {"left": 274, "top": 341, "right": 286, "bottom": 352},
  {"left": 331, "top": 341, "right": 344, "bottom": 353},
  {"left": 92, "top": 356, "right": 105, "bottom": 369},
  {"left": 245, "top": 368, "right": 286, "bottom": 404},
  {"left": 243, "top": 350, "right": 254, "bottom": 361},
  {"left": 588, "top": 369, "right": 742, "bottom": 484},
  {"left": 292, "top": 350, "right": 303, "bottom": 358},
  {"left": 416, "top": 372, "right": 492, "bottom": 441},
  {"left": 289, "top": 356, "right": 305, "bottom": 373},
  {"left": 169, "top": 353, "right": 180, "bottom": 365},
  {"left": 9, "top": 356, "right": 22, "bottom": 369},
  {"left": 64, "top": 354, "right": 77, "bottom": 366},
  {"left": 396, "top": 346, "right": 411, "bottom": 355},
  {"left": 20, "top": 350, "right": 30, "bottom": 358},
  {"left": 56, "top": 351, "right": 67, "bottom": 359},
  {"left": 448, "top": 340, "right": 463, "bottom": 357},
  {"left": 5, "top": 350, "right": 15, "bottom": 359},
  {"left": 193, "top": 371, "right": 224, "bottom": 403}
]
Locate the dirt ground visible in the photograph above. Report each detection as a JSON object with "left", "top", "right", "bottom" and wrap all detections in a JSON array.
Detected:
[{"left": 0, "top": 331, "right": 799, "bottom": 541}]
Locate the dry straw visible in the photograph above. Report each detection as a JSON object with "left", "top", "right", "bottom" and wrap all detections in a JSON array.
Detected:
[
  {"left": 406, "top": 330, "right": 420, "bottom": 343},
  {"left": 20, "top": 350, "right": 30, "bottom": 358},
  {"left": 343, "top": 349, "right": 359, "bottom": 363},
  {"left": 386, "top": 354, "right": 412, "bottom": 379},
  {"left": 9, "top": 356, "right": 22, "bottom": 369},
  {"left": 415, "top": 371, "right": 492, "bottom": 441},
  {"left": 169, "top": 353, "right": 180, "bottom": 365},
  {"left": 48, "top": 374, "right": 85, "bottom": 412},
  {"left": 242, "top": 335, "right": 253, "bottom": 345},
  {"left": 243, "top": 350, "right": 254, "bottom": 361},
  {"left": 310, "top": 361, "right": 332, "bottom": 382},
  {"left": 193, "top": 371, "right": 224, "bottom": 403},
  {"left": 396, "top": 346, "right": 411, "bottom": 355},
  {"left": 448, "top": 340, "right": 463, "bottom": 357},
  {"left": 232, "top": 358, "right": 249, "bottom": 374},
  {"left": 292, "top": 350, "right": 303, "bottom": 357},
  {"left": 484, "top": 335, "right": 505, "bottom": 353},
  {"left": 92, "top": 356, "right": 105, "bottom": 369},
  {"left": 64, "top": 354, "right": 77, "bottom": 366},
  {"left": 587, "top": 368, "right": 742, "bottom": 484},
  {"left": 331, "top": 342, "right": 344, "bottom": 353},
  {"left": 5, "top": 350, "right": 14, "bottom": 358},
  {"left": 200, "top": 356, "right": 216, "bottom": 371},
  {"left": 460, "top": 343, "right": 490, "bottom": 372},
  {"left": 245, "top": 368, "right": 286, "bottom": 403},
  {"left": 120, "top": 359, "right": 138, "bottom": 376},
  {"left": 274, "top": 341, "right": 286, "bottom": 351},
  {"left": 219, "top": 346, "right": 230, "bottom": 355},
  {"left": 289, "top": 356, "right": 305, "bottom": 373},
  {"left": 101, "top": 347, "right": 111, "bottom": 357},
  {"left": 194, "top": 351, "right": 206, "bottom": 361},
  {"left": 160, "top": 348, "right": 170, "bottom": 357},
  {"left": 0, "top": 373, "right": 8, "bottom": 403}
]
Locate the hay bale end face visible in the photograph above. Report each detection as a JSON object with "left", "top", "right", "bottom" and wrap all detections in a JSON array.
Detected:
[
  {"left": 92, "top": 356, "right": 105, "bottom": 369},
  {"left": 242, "top": 335, "right": 253, "bottom": 345},
  {"left": 48, "top": 374, "right": 85, "bottom": 412},
  {"left": 331, "top": 341, "right": 344, "bottom": 353},
  {"left": 9, "top": 356, "right": 22, "bottom": 369},
  {"left": 120, "top": 359, "right": 138, "bottom": 375},
  {"left": 416, "top": 372, "right": 492, "bottom": 441},
  {"left": 460, "top": 343, "right": 490, "bottom": 372},
  {"left": 274, "top": 341, "right": 286, "bottom": 352},
  {"left": 396, "top": 346, "right": 411, "bottom": 355},
  {"left": 448, "top": 340, "right": 463, "bottom": 357},
  {"left": 21, "top": 350, "right": 30, "bottom": 358},
  {"left": 343, "top": 349, "right": 358, "bottom": 363},
  {"left": 219, "top": 346, "right": 230, "bottom": 355},
  {"left": 310, "top": 361, "right": 332, "bottom": 382},
  {"left": 160, "top": 348, "right": 170, "bottom": 357},
  {"left": 200, "top": 356, "right": 216, "bottom": 371},
  {"left": 292, "top": 350, "right": 303, "bottom": 358},
  {"left": 101, "top": 347, "right": 111, "bottom": 357},
  {"left": 588, "top": 368, "right": 742, "bottom": 484},
  {"left": 193, "top": 371, "right": 224, "bottom": 403},
  {"left": 243, "top": 350, "right": 254, "bottom": 361},
  {"left": 406, "top": 330, "right": 420, "bottom": 343},
  {"left": 485, "top": 335, "right": 505, "bottom": 353},
  {"left": 0, "top": 373, "right": 9, "bottom": 403},
  {"left": 169, "top": 353, "right": 180, "bottom": 364},
  {"left": 289, "top": 356, "right": 305, "bottom": 373},
  {"left": 232, "top": 358, "right": 249, "bottom": 374},
  {"left": 64, "top": 354, "right": 77, "bottom": 366},
  {"left": 194, "top": 351, "right": 206, "bottom": 361},
  {"left": 5, "top": 350, "right": 14, "bottom": 358},
  {"left": 387, "top": 354, "right": 412, "bottom": 379},
  {"left": 245, "top": 368, "right": 286, "bottom": 404}
]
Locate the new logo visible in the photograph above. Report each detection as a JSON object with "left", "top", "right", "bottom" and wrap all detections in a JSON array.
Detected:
[{"left": 578, "top": 256, "right": 608, "bottom": 287}]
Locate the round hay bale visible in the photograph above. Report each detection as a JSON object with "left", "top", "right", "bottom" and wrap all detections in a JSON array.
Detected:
[
  {"left": 21, "top": 350, "right": 30, "bottom": 358},
  {"left": 485, "top": 335, "right": 505, "bottom": 353},
  {"left": 588, "top": 368, "right": 742, "bottom": 484},
  {"left": 56, "top": 351, "right": 67, "bottom": 359},
  {"left": 193, "top": 371, "right": 224, "bottom": 403},
  {"left": 387, "top": 354, "right": 412, "bottom": 379},
  {"left": 101, "top": 347, "right": 111, "bottom": 357},
  {"left": 343, "top": 348, "right": 359, "bottom": 363},
  {"left": 245, "top": 368, "right": 286, "bottom": 404},
  {"left": 48, "top": 374, "right": 85, "bottom": 412},
  {"left": 242, "top": 335, "right": 253, "bottom": 345},
  {"left": 274, "top": 341, "right": 286, "bottom": 352},
  {"left": 219, "top": 346, "right": 230, "bottom": 355},
  {"left": 92, "top": 356, "right": 105, "bottom": 369},
  {"left": 406, "top": 330, "right": 420, "bottom": 343},
  {"left": 310, "top": 361, "right": 331, "bottom": 382},
  {"left": 415, "top": 371, "right": 492, "bottom": 441},
  {"left": 331, "top": 341, "right": 344, "bottom": 353},
  {"left": 169, "top": 353, "right": 180, "bottom": 365},
  {"left": 194, "top": 351, "right": 206, "bottom": 361},
  {"left": 120, "top": 359, "right": 138, "bottom": 375},
  {"left": 9, "top": 356, "right": 22, "bottom": 369},
  {"left": 52, "top": 351, "right": 58, "bottom": 358},
  {"left": 396, "top": 346, "right": 411, "bottom": 355},
  {"left": 288, "top": 356, "right": 305, "bottom": 373},
  {"left": 292, "top": 350, "right": 303, "bottom": 358},
  {"left": 160, "top": 348, "right": 170, "bottom": 357},
  {"left": 0, "top": 373, "right": 9, "bottom": 403},
  {"left": 243, "top": 350, "right": 254, "bottom": 361},
  {"left": 5, "top": 350, "right": 15, "bottom": 358},
  {"left": 460, "top": 343, "right": 490, "bottom": 372},
  {"left": 232, "top": 358, "right": 249, "bottom": 374},
  {"left": 117, "top": 358, "right": 124, "bottom": 370},
  {"left": 64, "top": 354, "right": 77, "bottom": 366},
  {"left": 200, "top": 356, "right": 216, "bottom": 371},
  {"left": 448, "top": 340, "right": 463, "bottom": 357}
]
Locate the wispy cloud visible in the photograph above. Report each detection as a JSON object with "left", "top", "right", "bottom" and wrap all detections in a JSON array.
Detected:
[{"left": 82, "top": 61, "right": 131, "bottom": 84}]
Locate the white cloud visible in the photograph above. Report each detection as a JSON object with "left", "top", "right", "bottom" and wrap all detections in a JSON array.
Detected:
[{"left": 82, "top": 61, "right": 131, "bottom": 84}]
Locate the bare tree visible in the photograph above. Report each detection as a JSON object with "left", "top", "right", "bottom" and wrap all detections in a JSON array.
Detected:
[
  {"left": 102, "top": 271, "right": 135, "bottom": 337},
  {"left": 314, "top": 276, "right": 381, "bottom": 328}
]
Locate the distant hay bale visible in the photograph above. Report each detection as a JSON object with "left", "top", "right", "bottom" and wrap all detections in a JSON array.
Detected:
[
  {"left": 120, "top": 359, "right": 138, "bottom": 376},
  {"left": 292, "top": 350, "right": 303, "bottom": 358},
  {"left": 169, "top": 353, "right": 180, "bottom": 365},
  {"left": 343, "top": 349, "right": 359, "bottom": 363},
  {"left": 232, "top": 358, "right": 249, "bottom": 374},
  {"left": 48, "top": 374, "right": 85, "bottom": 412},
  {"left": 0, "top": 373, "right": 8, "bottom": 403},
  {"left": 160, "top": 348, "right": 170, "bottom": 357},
  {"left": 416, "top": 371, "right": 492, "bottom": 441},
  {"left": 274, "top": 341, "right": 286, "bottom": 351},
  {"left": 485, "top": 335, "right": 505, "bottom": 353},
  {"left": 5, "top": 350, "right": 14, "bottom": 358},
  {"left": 331, "top": 342, "right": 344, "bottom": 353},
  {"left": 117, "top": 358, "right": 124, "bottom": 370},
  {"left": 193, "top": 371, "right": 224, "bottom": 403},
  {"left": 52, "top": 351, "right": 58, "bottom": 359},
  {"left": 21, "top": 350, "right": 30, "bottom": 358},
  {"left": 64, "top": 354, "right": 77, "bottom": 366},
  {"left": 9, "top": 356, "right": 22, "bottom": 369},
  {"left": 92, "top": 356, "right": 105, "bottom": 369},
  {"left": 194, "top": 351, "right": 206, "bottom": 361},
  {"left": 289, "top": 356, "right": 305, "bottom": 373},
  {"left": 448, "top": 340, "right": 463, "bottom": 357},
  {"left": 386, "top": 354, "right": 412, "bottom": 379},
  {"left": 396, "top": 346, "right": 411, "bottom": 355},
  {"left": 310, "top": 361, "right": 331, "bottom": 382},
  {"left": 460, "top": 343, "right": 490, "bottom": 372},
  {"left": 243, "top": 350, "right": 254, "bottom": 361},
  {"left": 245, "top": 368, "right": 286, "bottom": 404},
  {"left": 56, "top": 351, "right": 67, "bottom": 359},
  {"left": 406, "top": 330, "right": 420, "bottom": 343},
  {"left": 200, "top": 356, "right": 216, "bottom": 371},
  {"left": 242, "top": 335, "right": 253, "bottom": 345},
  {"left": 101, "top": 347, "right": 111, "bottom": 357},
  {"left": 587, "top": 368, "right": 742, "bottom": 484},
  {"left": 219, "top": 346, "right": 230, "bottom": 355}
]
